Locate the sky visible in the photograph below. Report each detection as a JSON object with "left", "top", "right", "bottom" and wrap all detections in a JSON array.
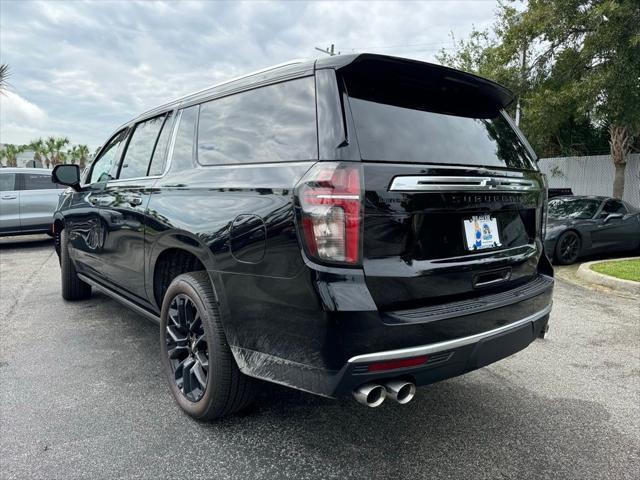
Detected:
[{"left": 0, "top": 0, "right": 500, "bottom": 149}]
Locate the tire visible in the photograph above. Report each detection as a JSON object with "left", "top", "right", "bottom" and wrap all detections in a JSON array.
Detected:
[
  {"left": 160, "top": 271, "right": 255, "bottom": 420},
  {"left": 554, "top": 230, "right": 581, "bottom": 265},
  {"left": 60, "top": 229, "right": 92, "bottom": 300}
]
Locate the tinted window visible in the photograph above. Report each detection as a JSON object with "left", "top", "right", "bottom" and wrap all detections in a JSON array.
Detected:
[
  {"left": 119, "top": 115, "right": 166, "bottom": 179},
  {"left": 548, "top": 198, "right": 600, "bottom": 219},
  {"left": 0, "top": 173, "right": 16, "bottom": 191},
  {"left": 344, "top": 75, "right": 536, "bottom": 169},
  {"left": 90, "top": 131, "right": 127, "bottom": 183},
  {"left": 21, "top": 173, "right": 57, "bottom": 190},
  {"left": 197, "top": 77, "right": 317, "bottom": 165},
  {"left": 602, "top": 199, "right": 627, "bottom": 215},
  {"left": 169, "top": 106, "right": 198, "bottom": 172},
  {"left": 148, "top": 112, "right": 174, "bottom": 176}
]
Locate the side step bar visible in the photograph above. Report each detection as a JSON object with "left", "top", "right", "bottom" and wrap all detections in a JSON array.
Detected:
[{"left": 77, "top": 273, "right": 160, "bottom": 325}]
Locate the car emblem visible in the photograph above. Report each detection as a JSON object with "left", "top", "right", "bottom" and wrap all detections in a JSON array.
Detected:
[{"left": 484, "top": 178, "right": 500, "bottom": 189}]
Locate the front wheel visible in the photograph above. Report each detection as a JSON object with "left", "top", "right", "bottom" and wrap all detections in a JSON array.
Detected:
[
  {"left": 159, "top": 271, "right": 255, "bottom": 420},
  {"left": 60, "top": 229, "right": 92, "bottom": 300},
  {"left": 555, "top": 230, "right": 581, "bottom": 265}
]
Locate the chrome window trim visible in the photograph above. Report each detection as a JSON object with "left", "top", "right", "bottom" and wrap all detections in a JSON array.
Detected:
[
  {"left": 389, "top": 175, "right": 539, "bottom": 192},
  {"left": 347, "top": 303, "right": 552, "bottom": 364}
]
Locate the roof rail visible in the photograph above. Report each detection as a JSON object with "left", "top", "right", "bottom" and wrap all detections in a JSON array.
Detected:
[{"left": 170, "top": 58, "right": 309, "bottom": 105}]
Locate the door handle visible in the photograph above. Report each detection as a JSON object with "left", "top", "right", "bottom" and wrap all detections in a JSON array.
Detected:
[
  {"left": 127, "top": 194, "right": 143, "bottom": 206},
  {"left": 1, "top": 194, "right": 17, "bottom": 200},
  {"left": 89, "top": 196, "right": 100, "bottom": 204}
]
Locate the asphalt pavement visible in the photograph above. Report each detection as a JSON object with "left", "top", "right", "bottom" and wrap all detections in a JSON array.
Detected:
[{"left": 1, "top": 235, "right": 638, "bottom": 480}]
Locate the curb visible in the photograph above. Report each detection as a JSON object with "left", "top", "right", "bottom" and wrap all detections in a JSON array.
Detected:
[{"left": 576, "top": 257, "right": 640, "bottom": 295}]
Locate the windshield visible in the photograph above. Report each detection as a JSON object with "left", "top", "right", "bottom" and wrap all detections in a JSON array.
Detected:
[{"left": 548, "top": 198, "right": 600, "bottom": 219}]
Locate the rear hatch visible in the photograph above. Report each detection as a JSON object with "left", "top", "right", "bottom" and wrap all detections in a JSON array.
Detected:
[{"left": 339, "top": 55, "right": 545, "bottom": 311}]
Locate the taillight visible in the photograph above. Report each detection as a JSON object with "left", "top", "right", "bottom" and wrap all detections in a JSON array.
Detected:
[
  {"left": 541, "top": 174, "right": 548, "bottom": 240},
  {"left": 296, "top": 162, "right": 362, "bottom": 265}
]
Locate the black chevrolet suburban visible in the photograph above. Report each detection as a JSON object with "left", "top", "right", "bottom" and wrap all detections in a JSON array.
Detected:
[{"left": 52, "top": 54, "right": 553, "bottom": 419}]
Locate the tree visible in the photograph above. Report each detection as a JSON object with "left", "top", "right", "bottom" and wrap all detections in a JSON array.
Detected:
[
  {"left": 0, "top": 64, "right": 10, "bottom": 95},
  {"left": 438, "top": 0, "right": 640, "bottom": 199},
  {"left": 68, "top": 144, "right": 90, "bottom": 169},
  {"left": 44, "top": 136, "right": 70, "bottom": 168},
  {"left": 76, "top": 144, "right": 90, "bottom": 169},
  {"left": 0, "top": 144, "right": 23, "bottom": 167},
  {"left": 28, "top": 138, "right": 46, "bottom": 167}
]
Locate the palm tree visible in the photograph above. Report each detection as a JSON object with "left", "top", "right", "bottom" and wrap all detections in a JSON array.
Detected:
[
  {"left": 76, "top": 144, "right": 90, "bottom": 169},
  {"left": 0, "top": 144, "right": 23, "bottom": 167},
  {"left": 44, "top": 136, "right": 70, "bottom": 168},
  {"left": 0, "top": 64, "right": 10, "bottom": 95},
  {"left": 29, "top": 138, "right": 46, "bottom": 167}
]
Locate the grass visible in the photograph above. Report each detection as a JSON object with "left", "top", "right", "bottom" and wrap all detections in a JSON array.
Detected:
[{"left": 590, "top": 258, "right": 640, "bottom": 282}]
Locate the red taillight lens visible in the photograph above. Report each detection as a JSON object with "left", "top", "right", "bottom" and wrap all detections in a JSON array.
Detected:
[
  {"left": 296, "top": 162, "right": 362, "bottom": 264},
  {"left": 367, "top": 356, "right": 429, "bottom": 372}
]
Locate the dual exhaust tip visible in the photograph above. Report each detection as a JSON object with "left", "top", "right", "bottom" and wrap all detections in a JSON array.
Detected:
[{"left": 353, "top": 380, "right": 416, "bottom": 407}]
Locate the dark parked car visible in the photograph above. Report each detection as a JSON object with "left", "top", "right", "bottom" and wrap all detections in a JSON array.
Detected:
[
  {"left": 544, "top": 195, "right": 640, "bottom": 265},
  {"left": 52, "top": 54, "right": 554, "bottom": 420}
]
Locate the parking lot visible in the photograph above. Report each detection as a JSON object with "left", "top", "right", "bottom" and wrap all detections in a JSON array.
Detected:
[{"left": 1, "top": 235, "right": 638, "bottom": 480}]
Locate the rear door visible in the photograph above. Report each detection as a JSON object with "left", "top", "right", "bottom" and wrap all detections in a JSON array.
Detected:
[
  {"left": 339, "top": 59, "right": 544, "bottom": 311},
  {"left": 0, "top": 172, "right": 19, "bottom": 234},
  {"left": 17, "top": 172, "right": 63, "bottom": 233}
]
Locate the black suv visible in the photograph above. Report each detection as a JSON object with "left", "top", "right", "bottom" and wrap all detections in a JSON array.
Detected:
[{"left": 52, "top": 54, "right": 553, "bottom": 419}]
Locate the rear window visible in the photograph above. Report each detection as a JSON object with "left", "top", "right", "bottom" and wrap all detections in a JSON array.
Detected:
[
  {"left": 21, "top": 173, "right": 59, "bottom": 190},
  {"left": 343, "top": 71, "right": 537, "bottom": 170}
]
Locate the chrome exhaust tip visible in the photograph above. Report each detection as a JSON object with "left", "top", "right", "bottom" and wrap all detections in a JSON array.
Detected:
[
  {"left": 384, "top": 380, "right": 416, "bottom": 404},
  {"left": 353, "top": 383, "right": 387, "bottom": 407}
]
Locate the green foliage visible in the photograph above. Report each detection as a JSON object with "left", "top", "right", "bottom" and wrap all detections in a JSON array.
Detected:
[
  {"left": 591, "top": 258, "right": 640, "bottom": 282},
  {"left": 0, "top": 144, "right": 24, "bottom": 167},
  {"left": 437, "top": 0, "right": 640, "bottom": 158},
  {"left": 0, "top": 64, "right": 10, "bottom": 95}
]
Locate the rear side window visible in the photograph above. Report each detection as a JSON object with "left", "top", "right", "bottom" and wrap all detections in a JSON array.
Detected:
[
  {"left": 343, "top": 71, "right": 537, "bottom": 169},
  {"left": 0, "top": 173, "right": 16, "bottom": 191},
  {"left": 197, "top": 77, "right": 317, "bottom": 165},
  {"left": 119, "top": 115, "right": 166, "bottom": 179},
  {"left": 602, "top": 199, "right": 627, "bottom": 215},
  {"left": 20, "top": 173, "right": 58, "bottom": 190},
  {"left": 169, "top": 106, "right": 198, "bottom": 172}
]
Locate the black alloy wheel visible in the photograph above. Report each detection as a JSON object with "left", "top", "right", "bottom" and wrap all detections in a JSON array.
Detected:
[
  {"left": 160, "top": 271, "right": 256, "bottom": 420},
  {"left": 555, "top": 231, "right": 581, "bottom": 265},
  {"left": 165, "top": 294, "right": 209, "bottom": 402}
]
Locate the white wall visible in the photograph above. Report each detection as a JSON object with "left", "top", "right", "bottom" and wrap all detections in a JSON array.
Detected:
[{"left": 538, "top": 154, "right": 640, "bottom": 207}]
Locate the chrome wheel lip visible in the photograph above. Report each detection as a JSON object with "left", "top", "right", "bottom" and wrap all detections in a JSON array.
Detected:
[{"left": 165, "top": 293, "right": 209, "bottom": 402}]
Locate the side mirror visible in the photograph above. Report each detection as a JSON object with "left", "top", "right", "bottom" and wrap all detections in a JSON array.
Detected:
[
  {"left": 604, "top": 213, "right": 624, "bottom": 223},
  {"left": 52, "top": 164, "right": 81, "bottom": 191}
]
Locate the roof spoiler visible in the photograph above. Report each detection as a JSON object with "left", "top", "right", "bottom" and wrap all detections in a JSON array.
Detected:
[{"left": 320, "top": 53, "right": 514, "bottom": 110}]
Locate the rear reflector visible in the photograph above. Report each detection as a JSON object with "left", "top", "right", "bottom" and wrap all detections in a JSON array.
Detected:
[{"left": 367, "top": 355, "right": 429, "bottom": 372}]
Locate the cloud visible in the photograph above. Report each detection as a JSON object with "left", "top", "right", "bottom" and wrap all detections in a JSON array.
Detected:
[
  {"left": 0, "top": 92, "right": 48, "bottom": 144},
  {"left": 0, "top": 0, "right": 498, "bottom": 148}
]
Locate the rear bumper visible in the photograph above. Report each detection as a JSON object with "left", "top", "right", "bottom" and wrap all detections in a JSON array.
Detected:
[
  {"left": 231, "top": 276, "right": 553, "bottom": 397},
  {"left": 335, "top": 303, "right": 550, "bottom": 395}
]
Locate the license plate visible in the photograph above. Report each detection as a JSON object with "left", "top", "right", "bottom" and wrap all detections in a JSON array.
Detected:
[{"left": 463, "top": 215, "right": 501, "bottom": 251}]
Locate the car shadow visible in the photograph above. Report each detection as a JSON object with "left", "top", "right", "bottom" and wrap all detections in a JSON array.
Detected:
[{"left": 0, "top": 234, "right": 53, "bottom": 250}]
